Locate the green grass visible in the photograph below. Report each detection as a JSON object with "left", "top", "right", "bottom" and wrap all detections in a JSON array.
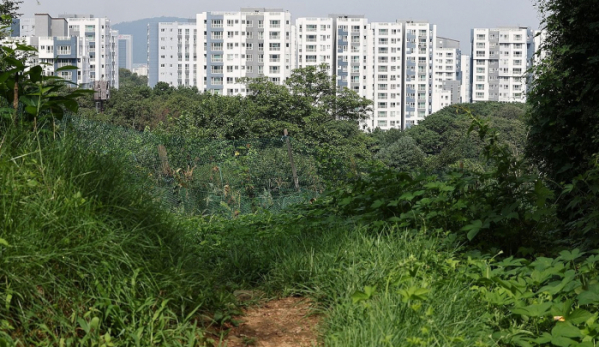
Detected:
[
  {"left": 194, "top": 214, "right": 495, "bottom": 346},
  {"left": 3, "top": 122, "right": 596, "bottom": 347},
  {"left": 0, "top": 125, "right": 222, "bottom": 345}
]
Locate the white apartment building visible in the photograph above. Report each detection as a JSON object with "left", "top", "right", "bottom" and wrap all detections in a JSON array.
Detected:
[
  {"left": 368, "top": 22, "right": 403, "bottom": 130},
  {"left": 9, "top": 14, "right": 91, "bottom": 88},
  {"left": 196, "top": 8, "right": 294, "bottom": 95},
  {"left": 332, "top": 15, "right": 370, "bottom": 97},
  {"left": 146, "top": 12, "right": 478, "bottom": 131},
  {"left": 460, "top": 54, "right": 471, "bottom": 103},
  {"left": 147, "top": 21, "right": 198, "bottom": 88},
  {"left": 432, "top": 37, "right": 461, "bottom": 113},
  {"left": 295, "top": 17, "right": 334, "bottom": 74},
  {"left": 401, "top": 20, "right": 437, "bottom": 128},
  {"left": 66, "top": 15, "right": 119, "bottom": 88},
  {"left": 471, "top": 27, "right": 533, "bottom": 103},
  {"left": 9, "top": 17, "right": 35, "bottom": 36}
]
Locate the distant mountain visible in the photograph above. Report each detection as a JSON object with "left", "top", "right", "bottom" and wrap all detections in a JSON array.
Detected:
[{"left": 113, "top": 17, "right": 191, "bottom": 65}]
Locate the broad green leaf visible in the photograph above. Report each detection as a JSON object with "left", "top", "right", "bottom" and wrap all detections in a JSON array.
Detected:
[
  {"left": 463, "top": 219, "right": 483, "bottom": 240},
  {"left": 552, "top": 322, "right": 583, "bottom": 338},
  {"left": 567, "top": 309, "right": 593, "bottom": 325},
  {"left": 351, "top": 291, "right": 369, "bottom": 304},
  {"left": 511, "top": 302, "right": 552, "bottom": 317},
  {"left": 0, "top": 238, "right": 8, "bottom": 246},
  {"left": 533, "top": 332, "right": 552, "bottom": 344},
  {"left": 577, "top": 283, "right": 599, "bottom": 305},
  {"left": 551, "top": 336, "right": 578, "bottom": 347},
  {"left": 559, "top": 249, "right": 585, "bottom": 262},
  {"left": 56, "top": 65, "right": 79, "bottom": 71}
]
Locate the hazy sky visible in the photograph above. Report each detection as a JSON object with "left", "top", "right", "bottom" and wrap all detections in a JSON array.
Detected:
[{"left": 20, "top": 0, "right": 542, "bottom": 52}]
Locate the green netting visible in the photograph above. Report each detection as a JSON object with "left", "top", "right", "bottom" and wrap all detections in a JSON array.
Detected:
[{"left": 63, "top": 118, "right": 322, "bottom": 216}]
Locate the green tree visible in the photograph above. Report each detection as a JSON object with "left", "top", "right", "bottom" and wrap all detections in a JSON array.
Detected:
[
  {"left": 526, "top": 0, "right": 599, "bottom": 184},
  {"left": 375, "top": 135, "right": 425, "bottom": 172},
  {"left": 0, "top": 0, "right": 21, "bottom": 27}
]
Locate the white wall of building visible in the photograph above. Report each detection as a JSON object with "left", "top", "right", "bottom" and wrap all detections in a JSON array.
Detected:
[
  {"left": 196, "top": 9, "right": 293, "bottom": 96},
  {"left": 368, "top": 22, "right": 403, "bottom": 130},
  {"left": 67, "top": 16, "right": 119, "bottom": 88},
  {"left": 295, "top": 17, "right": 334, "bottom": 75},
  {"left": 471, "top": 27, "right": 532, "bottom": 103}
]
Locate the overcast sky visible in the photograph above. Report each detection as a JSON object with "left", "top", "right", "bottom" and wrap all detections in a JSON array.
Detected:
[{"left": 20, "top": 0, "right": 542, "bottom": 52}]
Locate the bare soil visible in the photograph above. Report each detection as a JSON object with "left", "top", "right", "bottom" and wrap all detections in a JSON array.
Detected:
[{"left": 219, "top": 297, "right": 320, "bottom": 347}]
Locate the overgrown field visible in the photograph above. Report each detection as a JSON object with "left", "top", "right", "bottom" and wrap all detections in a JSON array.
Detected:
[
  {"left": 2, "top": 0, "right": 599, "bottom": 343},
  {"left": 1, "top": 124, "right": 599, "bottom": 346}
]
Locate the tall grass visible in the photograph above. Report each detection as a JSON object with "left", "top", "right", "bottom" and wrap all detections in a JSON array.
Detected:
[
  {"left": 195, "top": 214, "right": 495, "bottom": 346},
  {"left": 0, "top": 125, "right": 220, "bottom": 345}
]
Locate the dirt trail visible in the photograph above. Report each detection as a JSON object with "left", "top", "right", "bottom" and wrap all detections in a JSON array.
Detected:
[{"left": 220, "top": 297, "right": 320, "bottom": 347}]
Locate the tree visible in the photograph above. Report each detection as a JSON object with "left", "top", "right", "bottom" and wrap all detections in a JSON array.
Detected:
[
  {"left": 375, "top": 135, "right": 425, "bottom": 172},
  {"left": 526, "top": 0, "right": 599, "bottom": 184},
  {"left": 284, "top": 64, "right": 372, "bottom": 123},
  {"left": 0, "top": 0, "right": 21, "bottom": 35}
]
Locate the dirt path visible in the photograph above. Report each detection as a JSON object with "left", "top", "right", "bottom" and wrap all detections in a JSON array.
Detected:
[{"left": 219, "top": 297, "right": 320, "bottom": 347}]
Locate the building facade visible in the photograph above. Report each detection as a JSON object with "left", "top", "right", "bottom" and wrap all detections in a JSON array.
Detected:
[
  {"left": 368, "top": 21, "right": 404, "bottom": 129},
  {"left": 195, "top": 8, "right": 294, "bottom": 95},
  {"left": 295, "top": 17, "right": 334, "bottom": 74},
  {"left": 118, "top": 34, "right": 133, "bottom": 71},
  {"left": 460, "top": 54, "right": 471, "bottom": 103},
  {"left": 401, "top": 20, "right": 437, "bottom": 128},
  {"left": 432, "top": 37, "right": 461, "bottom": 112},
  {"left": 9, "top": 14, "right": 91, "bottom": 87},
  {"left": 470, "top": 27, "right": 533, "bottom": 103},
  {"left": 147, "top": 21, "right": 197, "bottom": 88}
]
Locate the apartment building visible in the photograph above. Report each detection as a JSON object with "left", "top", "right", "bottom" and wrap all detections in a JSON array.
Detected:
[
  {"left": 368, "top": 22, "right": 403, "bottom": 129},
  {"left": 401, "top": 20, "right": 437, "bottom": 128},
  {"left": 10, "top": 17, "right": 35, "bottom": 36},
  {"left": 9, "top": 14, "right": 91, "bottom": 88},
  {"left": 470, "top": 27, "right": 534, "bottom": 103},
  {"left": 295, "top": 17, "right": 334, "bottom": 74},
  {"left": 460, "top": 54, "right": 471, "bottom": 103},
  {"left": 66, "top": 15, "right": 119, "bottom": 88},
  {"left": 331, "top": 15, "right": 370, "bottom": 96},
  {"left": 145, "top": 11, "right": 482, "bottom": 131},
  {"left": 118, "top": 34, "right": 133, "bottom": 71},
  {"left": 147, "top": 21, "right": 197, "bottom": 88},
  {"left": 432, "top": 37, "right": 461, "bottom": 112},
  {"left": 195, "top": 8, "right": 294, "bottom": 95}
]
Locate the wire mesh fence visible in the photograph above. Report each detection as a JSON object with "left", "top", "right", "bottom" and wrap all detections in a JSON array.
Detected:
[{"left": 64, "top": 118, "right": 326, "bottom": 216}]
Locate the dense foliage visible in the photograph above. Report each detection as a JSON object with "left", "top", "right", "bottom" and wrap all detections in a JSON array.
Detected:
[
  {"left": 527, "top": 0, "right": 599, "bottom": 185},
  {"left": 371, "top": 102, "right": 528, "bottom": 171},
  {"left": 2, "top": 0, "right": 599, "bottom": 345}
]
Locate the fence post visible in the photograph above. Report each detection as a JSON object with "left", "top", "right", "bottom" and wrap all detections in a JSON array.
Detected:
[{"left": 284, "top": 129, "right": 300, "bottom": 191}]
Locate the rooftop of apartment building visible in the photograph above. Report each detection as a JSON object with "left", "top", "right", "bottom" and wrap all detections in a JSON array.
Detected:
[
  {"left": 240, "top": 8, "right": 286, "bottom": 12},
  {"left": 60, "top": 14, "right": 96, "bottom": 19},
  {"left": 397, "top": 20, "right": 430, "bottom": 24},
  {"left": 157, "top": 20, "right": 196, "bottom": 25},
  {"left": 328, "top": 14, "right": 366, "bottom": 19}
]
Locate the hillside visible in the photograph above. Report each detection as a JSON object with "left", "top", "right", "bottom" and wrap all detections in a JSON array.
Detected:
[{"left": 113, "top": 16, "right": 192, "bottom": 65}]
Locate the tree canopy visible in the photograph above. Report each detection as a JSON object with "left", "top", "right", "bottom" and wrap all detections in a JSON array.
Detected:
[{"left": 526, "top": 0, "right": 599, "bottom": 184}]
